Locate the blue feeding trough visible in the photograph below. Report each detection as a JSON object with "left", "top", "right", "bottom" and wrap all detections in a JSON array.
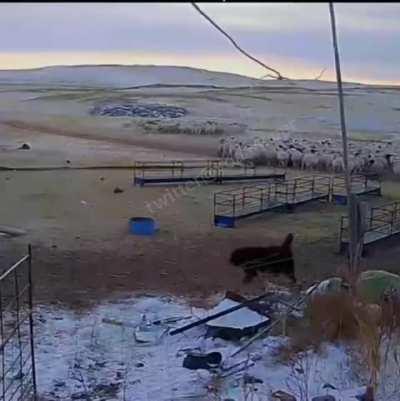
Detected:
[{"left": 129, "top": 217, "right": 159, "bottom": 236}]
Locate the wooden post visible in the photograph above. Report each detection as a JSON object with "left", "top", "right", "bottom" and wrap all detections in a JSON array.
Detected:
[
  {"left": 365, "top": 385, "right": 374, "bottom": 401},
  {"left": 329, "top": 3, "right": 358, "bottom": 274}
]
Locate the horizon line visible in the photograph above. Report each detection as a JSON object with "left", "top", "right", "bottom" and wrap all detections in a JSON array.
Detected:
[{"left": 0, "top": 62, "right": 398, "bottom": 88}]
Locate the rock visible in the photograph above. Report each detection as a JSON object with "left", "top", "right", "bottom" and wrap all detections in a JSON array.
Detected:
[
  {"left": 113, "top": 187, "right": 124, "bottom": 194},
  {"left": 18, "top": 142, "right": 31, "bottom": 150},
  {"left": 309, "top": 277, "right": 349, "bottom": 299},
  {"left": 99, "top": 177, "right": 105, "bottom": 181},
  {"left": 356, "top": 270, "right": 400, "bottom": 304},
  {"left": 135, "top": 362, "right": 144, "bottom": 368},
  {"left": 312, "top": 396, "right": 336, "bottom": 401},
  {"left": 271, "top": 390, "right": 297, "bottom": 401}
]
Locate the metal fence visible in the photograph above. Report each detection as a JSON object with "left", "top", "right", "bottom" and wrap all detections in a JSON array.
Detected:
[
  {"left": 338, "top": 201, "right": 400, "bottom": 252},
  {"left": 213, "top": 175, "right": 331, "bottom": 227},
  {"left": 332, "top": 174, "right": 381, "bottom": 204},
  {"left": 0, "top": 246, "right": 36, "bottom": 401}
]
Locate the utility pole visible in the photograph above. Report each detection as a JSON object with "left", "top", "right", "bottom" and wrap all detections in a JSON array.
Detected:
[{"left": 329, "top": 2, "right": 359, "bottom": 273}]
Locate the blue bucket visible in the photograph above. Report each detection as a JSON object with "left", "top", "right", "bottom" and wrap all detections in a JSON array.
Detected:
[{"left": 129, "top": 217, "right": 159, "bottom": 236}]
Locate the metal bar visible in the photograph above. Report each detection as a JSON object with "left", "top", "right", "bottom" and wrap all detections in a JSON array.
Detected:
[
  {"left": 0, "top": 256, "right": 29, "bottom": 283},
  {"left": 230, "top": 283, "right": 320, "bottom": 358},
  {"left": 27, "top": 245, "right": 37, "bottom": 400},
  {"left": 13, "top": 268, "right": 24, "bottom": 396}
]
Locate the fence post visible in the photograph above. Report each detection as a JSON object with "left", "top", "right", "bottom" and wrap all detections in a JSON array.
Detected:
[
  {"left": 292, "top": 179, "right": 297, "bottom": 203},
  {"left": 311, "top": 176, "right": 315, "bottom": 195},
  {"left": 28, "top": 245, "right": 37, "bottom": 400},
  {"left": 260, "top": 187, "right": 264, "bottom": 211}
]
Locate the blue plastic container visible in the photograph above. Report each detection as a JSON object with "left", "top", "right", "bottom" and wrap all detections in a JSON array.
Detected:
[
  {"left": 129, "top": 217, "right": 159, "bottom": 236},
  {"left": 214, "top": 215, "right": 235, "bottom": 228}
]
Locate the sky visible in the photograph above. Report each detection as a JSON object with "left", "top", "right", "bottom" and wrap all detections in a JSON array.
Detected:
[{"left": 1, "top": 2, "right": 399, "bottom": 84}]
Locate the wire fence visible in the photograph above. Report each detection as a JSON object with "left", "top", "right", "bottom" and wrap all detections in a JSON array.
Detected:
[{"left": 0, "top": 246, "right": 37, "bottom": 401}]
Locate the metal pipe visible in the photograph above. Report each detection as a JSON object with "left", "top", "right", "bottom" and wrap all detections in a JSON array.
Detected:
[{"left": 329, "top": 3, "right": 356, "bottom": 272}]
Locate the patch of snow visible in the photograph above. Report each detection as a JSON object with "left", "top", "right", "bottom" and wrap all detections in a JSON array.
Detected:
[{"left": 31, "top": 296, "right": 386, "bottom": 401}]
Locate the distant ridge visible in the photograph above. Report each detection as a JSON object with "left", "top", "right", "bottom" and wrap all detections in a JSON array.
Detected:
[{"left": 0, "top": 64, "right": 389, "bottom": 90}]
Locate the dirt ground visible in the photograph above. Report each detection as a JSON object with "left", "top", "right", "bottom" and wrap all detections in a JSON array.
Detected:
[
  {"left": 3, "top": 152, "right": 400, "bottom": 309},
  {"left": 2, "top": 81, "right": 400, "bottom": 310}
]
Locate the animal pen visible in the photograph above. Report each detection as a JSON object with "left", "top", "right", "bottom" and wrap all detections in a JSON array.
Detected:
[
  {"left": 132, "top": 160, "right": 285, "bottom": 187},
  {"left": 339, "top": 200, "right": 400, "bottom": 254},
  {"left": 332, "top": 174, "right": 381, "bottom": 205},
  {"left": 213, "top": 175, "right": 331, "bottom": 228},
  {"left": 0, "top": 246, "right": 37, "bottom": 401}
]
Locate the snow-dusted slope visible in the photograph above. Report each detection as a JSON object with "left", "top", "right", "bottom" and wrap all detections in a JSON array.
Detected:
[{"left": 0, "top": 65, "right": 269, "bottom": 88}]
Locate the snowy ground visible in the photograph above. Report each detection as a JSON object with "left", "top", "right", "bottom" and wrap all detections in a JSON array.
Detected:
[{"left": 33, "top": 295, "right": 368, "bottom": 401}]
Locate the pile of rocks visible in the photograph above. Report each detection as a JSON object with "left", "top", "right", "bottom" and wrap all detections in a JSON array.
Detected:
[{"left": 90, "top": 103, "right": 187, "bottom": 119}]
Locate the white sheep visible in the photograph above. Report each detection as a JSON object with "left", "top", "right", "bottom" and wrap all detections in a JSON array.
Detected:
[
  {"left": 301, "top": 151, "right": 319, "bottom": 171},
  {"left": 276, "top": 147, "right": 289, "bottom": 168}
]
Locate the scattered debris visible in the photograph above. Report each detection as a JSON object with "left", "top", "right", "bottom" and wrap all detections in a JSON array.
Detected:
[
  {"left": 134, "top": 315, "right": 168, "bottom": 345},
  {"left": 272, "top": 390, "right": 297, "bottom": 401},
  {"left": 113, "top": 186, "right": 124, "bottom": 194},
  {"left": 205, "top": 296, "right": 270, "bottom": 340},
  {"left": 243, "top": 373, "right": 263, "bottom": 384},
  {"left": 170, "top": 292, "right": 269, "bottom": 336},
  {"left": 182, "top": 351, "right": 222, "bottom": 371}
]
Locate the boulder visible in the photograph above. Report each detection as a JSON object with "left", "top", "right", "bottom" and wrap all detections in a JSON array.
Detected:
[
  {"left": 356, "top": 270, "right": 400, "bottom": 304},
  {"left": 308, "top": 277, "right": 350, "bottom": 299}
]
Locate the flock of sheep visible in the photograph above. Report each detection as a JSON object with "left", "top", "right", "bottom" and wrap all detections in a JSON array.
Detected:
[{"left": 217, "top": 135, "right": 400, "bottom": 175}]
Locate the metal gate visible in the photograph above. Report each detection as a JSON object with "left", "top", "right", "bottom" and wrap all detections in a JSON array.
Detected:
[{"left": 0, "top": 246, "right": 36, "bottom": 401}]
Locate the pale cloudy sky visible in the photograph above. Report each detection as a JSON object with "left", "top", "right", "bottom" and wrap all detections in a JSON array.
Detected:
[{"left": 1, "top": 2, "right": 399, "bottom": 84}]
